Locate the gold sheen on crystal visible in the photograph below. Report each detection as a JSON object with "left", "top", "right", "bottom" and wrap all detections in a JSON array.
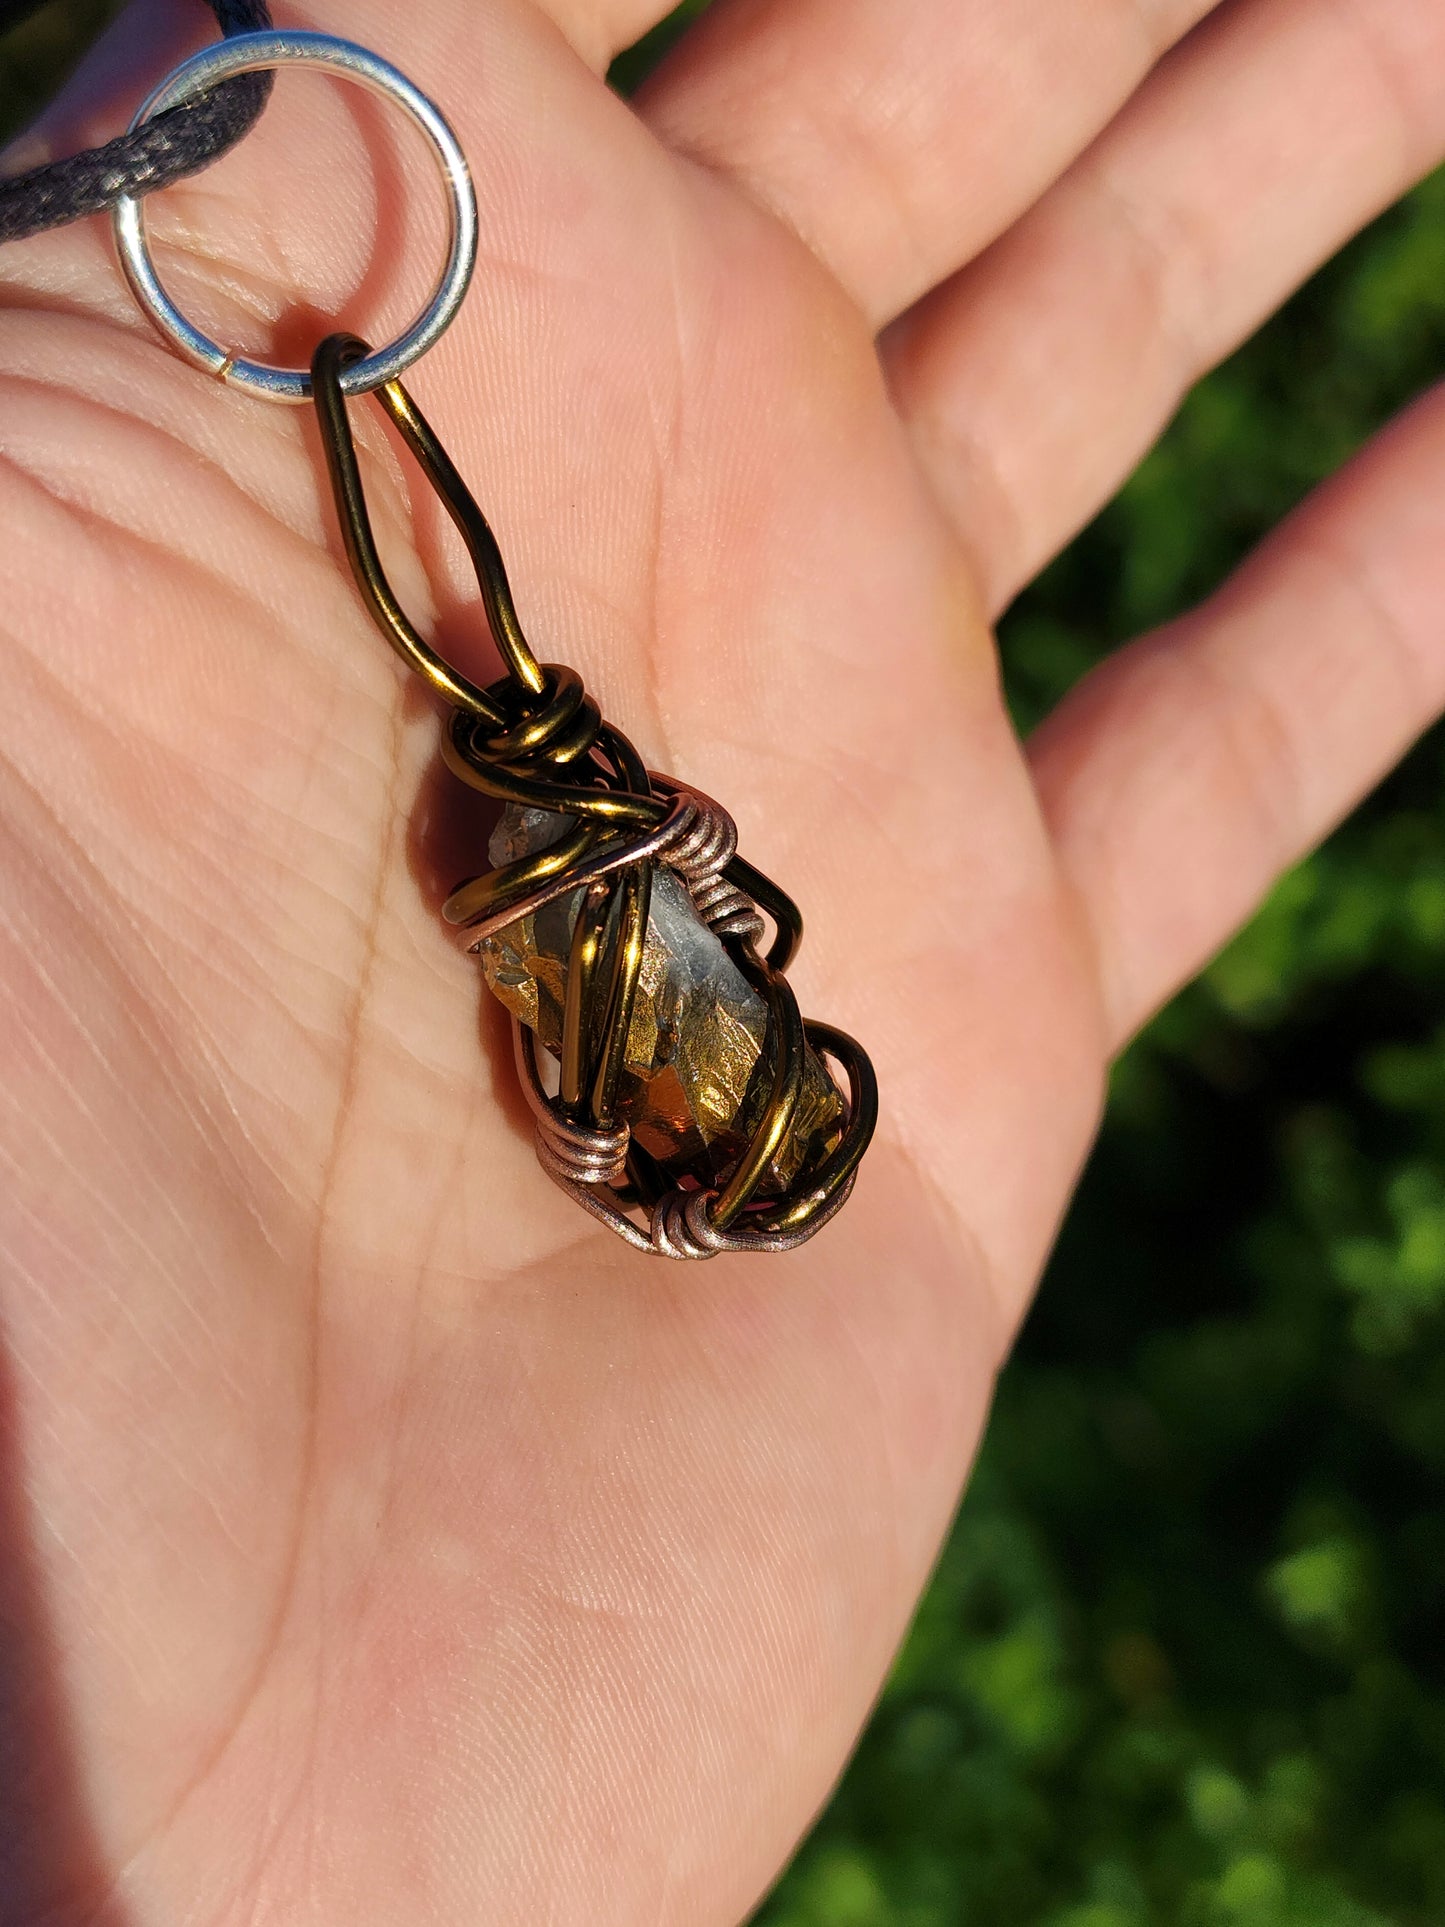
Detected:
[{"left": 478, "top": 808, "right": 844, "bottom": 1190}]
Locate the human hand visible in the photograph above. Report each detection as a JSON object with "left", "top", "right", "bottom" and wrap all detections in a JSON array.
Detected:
[{"left": 2, "top": 0, "right": 1443, "bottom": 1917}]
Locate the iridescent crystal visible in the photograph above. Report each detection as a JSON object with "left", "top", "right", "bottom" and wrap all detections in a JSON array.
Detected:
[{"left": 475, "top": 808, "right": 843, "bottom": 1189}]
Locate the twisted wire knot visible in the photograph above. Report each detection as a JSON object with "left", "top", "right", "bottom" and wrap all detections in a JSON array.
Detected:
[
  {"left": 650, "top": 1188, "right": 731, "bottom": 1261},
  {"left": 662, "top": 788, "right": 736, "bottom": 881},
  {"left": 655, "top": 785, "right": 767, "bottom": 943},
  {"left": 645, "top": 1170, "right": 864, "bottom": 1258},
  {"left": 474, "top": 662, "right": 604, "bottom": 774},
  {"left": 533, "top": 1110, "right": 631, "bottom": 1188},
  {"left": 688, "top": 873, "right": 767, "bottom": 942}
]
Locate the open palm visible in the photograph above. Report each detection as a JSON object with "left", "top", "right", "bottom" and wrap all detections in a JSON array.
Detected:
[{"left": 3, "top": 0, "right": 1444, "bottom": 1917}]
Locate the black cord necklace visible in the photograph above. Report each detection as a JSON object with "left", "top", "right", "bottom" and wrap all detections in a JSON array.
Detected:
[{"left": 0, "top": 0, "right": 271, "bottom": 243}]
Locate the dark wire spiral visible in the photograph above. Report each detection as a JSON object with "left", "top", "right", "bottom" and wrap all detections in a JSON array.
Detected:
[{"left": 311, "top": 334, "right": 877, "bottom": 1258}]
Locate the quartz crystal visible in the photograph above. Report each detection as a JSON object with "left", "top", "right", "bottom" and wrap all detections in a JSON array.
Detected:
[{"left": 475, "top": 807, "right": 843, "bottom": 1190}]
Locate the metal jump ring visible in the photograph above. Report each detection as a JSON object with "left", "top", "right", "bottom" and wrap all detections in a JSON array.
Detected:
[{"left": 112, "top": 31, "right": 479, "bottom": 405}]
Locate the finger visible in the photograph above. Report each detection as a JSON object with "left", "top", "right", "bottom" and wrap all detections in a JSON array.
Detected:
[
  {"left": 5, "top": 0, "right": 673, "bottom": 119},
  {"left": 638, "top": 0, "right": 1219, "bottom": 326},
  {"left": 886, "top": 0, "right": 1445, "bottom": 617},
  {"left": 515, "top": 0, "right": 688, "bottom": 75},
  {"left": 1031, "top": 384, "right": 1445, "bottom": 1051}
]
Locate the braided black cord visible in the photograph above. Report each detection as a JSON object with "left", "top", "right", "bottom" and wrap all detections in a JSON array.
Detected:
[{"left": 0, "top": 0, "right": 273, "bottom": 244}]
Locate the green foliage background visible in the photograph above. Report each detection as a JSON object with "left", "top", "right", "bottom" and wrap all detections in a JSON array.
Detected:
[{"left": 6, "top": 3, "right": 1445, "bottom": 1921}]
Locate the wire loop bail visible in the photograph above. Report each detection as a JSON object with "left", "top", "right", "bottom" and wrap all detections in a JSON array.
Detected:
[{"left": 113, "top": 31, "right": 479, "bottom": 404}]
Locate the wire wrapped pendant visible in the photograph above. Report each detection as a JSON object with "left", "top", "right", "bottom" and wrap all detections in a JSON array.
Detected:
[
  {"left": 313, "top": 334, "right": 877, "bottom": 1258},
  {"left": 88, "top": 30, "right": 872, "bottom": 1257}
]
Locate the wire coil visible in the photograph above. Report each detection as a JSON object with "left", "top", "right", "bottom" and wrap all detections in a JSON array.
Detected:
[{"left": 311, "top": 333, "right": 877, "bottom": 1258}]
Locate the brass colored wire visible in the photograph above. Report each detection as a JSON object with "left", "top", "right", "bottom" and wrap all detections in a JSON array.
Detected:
[
  {"left": 312, "top": 334, "right": 508, "bottom": 721},
  {"left": 560, "top": 882, "right": 611, "bottom": 1114},
  {"left": 590, "top": 861, "right": 652, "bottom": 1125},
  {"left": 440, "top": 820, "right": 597, "bottom": 930},
  {"left": 710, "top": 967, "right": 805, "bottom": 1232},
  {"left": 310, "top": 332, "right": 877, "bottom": 1258},
  {"left": 754, "top": 1025, "right": 878, "bottom": 1235}
]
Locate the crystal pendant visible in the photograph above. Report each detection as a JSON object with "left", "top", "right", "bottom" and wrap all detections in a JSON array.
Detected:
[{"left": 476, "top": 808, "right": 843, "bottom": 1190}]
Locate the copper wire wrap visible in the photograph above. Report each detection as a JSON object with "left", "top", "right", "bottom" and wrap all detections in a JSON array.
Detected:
[{"left": 311, "top": 333, "right": 878, "bottom": 1258}]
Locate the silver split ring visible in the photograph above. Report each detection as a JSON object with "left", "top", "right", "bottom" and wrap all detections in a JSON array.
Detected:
[{"left": 112, "top": 31, "right": 478, "bottom": 405}]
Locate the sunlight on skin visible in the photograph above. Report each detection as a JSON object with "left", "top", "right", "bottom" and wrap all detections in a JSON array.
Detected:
[{"left": 1, "top": 0, "right": 1444, "bottom": 1918}]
